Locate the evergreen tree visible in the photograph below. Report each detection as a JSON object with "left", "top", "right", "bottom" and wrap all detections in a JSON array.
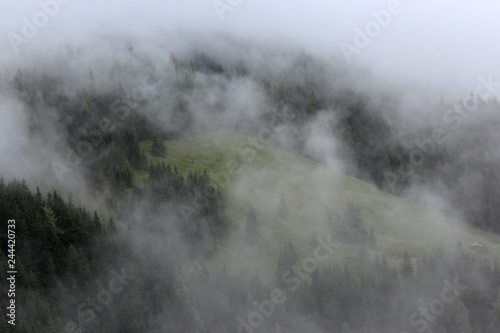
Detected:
[
  {"left": 151, "top": 132, "right": 166, "bottom": 157},
  {"left": 245, "top": 205, "right": 259, "bottom": 244},
  {"left": 92, "top": 211, "right": 103, "bottom": 233},
  {"left": 276, "top": 242, "right": 298, "bottom": 287},
  {"left": 122, "top": 129, "right": 145, "bottom": 169},
  {"left": 454, "top": 299, "right": 473, "bottom": 333},
  {"left": 39, "top": 257, "right": 58, "bottom": 289},
  {"left": 401, "top": 250, "right": 414, "bottom": 278},
  {"left": 108, "top": 217, "right": 117, "bottom": 232}
]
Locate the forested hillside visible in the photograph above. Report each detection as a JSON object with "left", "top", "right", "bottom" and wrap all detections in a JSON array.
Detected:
[
  {"left": 1, "top": 41, "right": 500, "bottom": 332},
  {"left": 11, "top": 45, "right": 500, "bottom": 234}
]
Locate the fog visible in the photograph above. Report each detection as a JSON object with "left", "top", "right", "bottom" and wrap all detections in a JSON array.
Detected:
[
  {"left": 2, "top": 0, "right": 500, "bottom": 99},
  {"left": 1, "top": 1, "right": 500, "bottom": 333}
]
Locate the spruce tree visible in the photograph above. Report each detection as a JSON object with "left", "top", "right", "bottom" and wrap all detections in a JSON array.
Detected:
[
  {"left": 151, "top": 133, "right": 166, "bottom": 157},
  {"left": 245, "top": 205, "right": 259, "bottom": 244}
]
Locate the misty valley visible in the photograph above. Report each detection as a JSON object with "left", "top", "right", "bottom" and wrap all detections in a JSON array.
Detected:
[{"left": 1, "top": 35, "right": 500, "bottom": 333}]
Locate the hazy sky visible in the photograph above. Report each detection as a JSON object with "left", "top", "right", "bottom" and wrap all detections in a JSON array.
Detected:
[{"left": 1, "top": 0, "right": 499, "bottom": 98}]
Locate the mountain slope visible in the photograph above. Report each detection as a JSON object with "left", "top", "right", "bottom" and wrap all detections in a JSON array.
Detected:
[{"left": 137, "top": 129, "right": 500, "bottom": 282}]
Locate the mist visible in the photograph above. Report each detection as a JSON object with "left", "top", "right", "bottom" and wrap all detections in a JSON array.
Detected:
[
  {"left": 2, "top": 0, "right": 500, "bottom": 96},
  {"left": 1, "top": 1, "right": 500, "bottom": 333}
]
